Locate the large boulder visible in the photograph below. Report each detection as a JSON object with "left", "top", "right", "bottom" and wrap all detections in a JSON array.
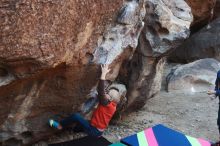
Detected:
[
  {"left": 169, "top": 17, "right": 220, "bottom": 63},
  {"left": 185, "top": 0, "right": 216, "bottom": 32},
  {"left": 119, "top": 0, "right": 193, "bottom": 112},
  {"left": 0, "top": 0, "right": 145, "bottom": 145},
  {"left": 166, "top": 58, "right": 220, "bottom": 93},
  {"left": 0, "top": 0, "right": 193, "bottom": 144}
]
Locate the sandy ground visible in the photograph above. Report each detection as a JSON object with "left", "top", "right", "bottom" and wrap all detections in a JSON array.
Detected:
[
  {"left": 103, "top": 91, "right": 219, "bottom": 143},
  {"left": 35, "top": 91, "right": 219, "bottom": 145}
]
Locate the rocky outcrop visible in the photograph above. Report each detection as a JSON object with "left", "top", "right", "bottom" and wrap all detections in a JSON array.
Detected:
[
  {"left": 166, "top": 58, "right": 220, "bottom": 93},
  {"left": 0, "top": 0, "right": 193, "bottom": 145},
  {"left": 185, "top": 0, "right": 216, "bottom": 32},
  {"left": 0, "top": 0, "right": 124, "bottom": 80},
  {"left": 0, "top": 0, "right": 145, "bottom": 145},
  {"left": 169, "top": 17, "right": 220, "bottom": 63},
  {"left": 120, "top": 0, "right": 193, "bottom": 111}
]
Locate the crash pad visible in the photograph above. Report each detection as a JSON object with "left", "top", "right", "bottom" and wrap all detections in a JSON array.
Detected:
[
  {"left": 49, "top": 135, "right": 112, "bottom": 146},
  {"left": 120, "top": 124, "right": 211, "bottom": 146}
]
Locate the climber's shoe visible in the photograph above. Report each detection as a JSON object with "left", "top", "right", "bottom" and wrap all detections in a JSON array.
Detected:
[{"left": 48, "top": 119, "right": 60, "bottom": 129}]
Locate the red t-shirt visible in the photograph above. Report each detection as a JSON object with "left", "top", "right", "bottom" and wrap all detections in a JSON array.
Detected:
[{"left": 90, "top": 102, "right": 116, "bottom": 130}]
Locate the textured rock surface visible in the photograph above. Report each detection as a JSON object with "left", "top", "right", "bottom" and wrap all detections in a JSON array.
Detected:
[
  {"left": 166, "top": 58, "right": 220, "bottom": 93},
  {"left": 0, "top": 0, "right": 193, "bottom": 145},
  {"left": 141, "top": 0, "right": 192, "bottom": 56},
  {"left": 0, "top": 0, "right": 124, "bottom": 77},
  {"left": 0, "top": 65, "right": 100, "bottom": 145},
  {"left": 169, "top": 17, "right": 220, "bottom": 63},
  {"left": 120, "top": 0, "right": 193, "bottom": 111},
  {"left": 185, "top": 0, "right": 216, "bottom": 32},
  {"left": 0, "top": 0, "right": 145, "bottom": 145}
]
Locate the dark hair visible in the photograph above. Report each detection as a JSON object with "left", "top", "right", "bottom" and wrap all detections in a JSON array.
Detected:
[{"left": 108, "top": 87, "right": 119, "bottom": 92}]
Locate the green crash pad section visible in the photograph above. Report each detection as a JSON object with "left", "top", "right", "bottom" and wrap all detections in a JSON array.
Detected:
[{"left": 109, "top": 142, "right": 127, "bottom": 146}]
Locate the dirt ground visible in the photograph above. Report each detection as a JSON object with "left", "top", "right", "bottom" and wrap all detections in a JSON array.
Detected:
[{"left": 103, "top": 91, "right": 219, "bottom": 143}]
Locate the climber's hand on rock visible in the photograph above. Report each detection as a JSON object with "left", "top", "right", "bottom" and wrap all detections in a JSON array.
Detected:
[{"left": 101, "top": 64, "right": 110, "bottom": 80}]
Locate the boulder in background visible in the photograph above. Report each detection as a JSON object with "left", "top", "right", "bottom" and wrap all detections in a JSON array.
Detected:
[
  {"left": 169, "top": 17, "right": 220, "bottom": 63},
  {"left": 166, "top": 58, "right": 220, "bottom": 93}
]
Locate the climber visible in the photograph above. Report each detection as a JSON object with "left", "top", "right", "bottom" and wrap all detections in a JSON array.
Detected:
[
  {"left": 48, "top": 64, "right": 124, "bottom": 137},
  {"left": 207, "top": 70, "right": 220, "bottom": 146}
]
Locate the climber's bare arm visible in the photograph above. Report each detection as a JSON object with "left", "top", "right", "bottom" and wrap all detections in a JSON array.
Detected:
[{"left": 97, "top": 64, "right": 111, "bottom": 105}]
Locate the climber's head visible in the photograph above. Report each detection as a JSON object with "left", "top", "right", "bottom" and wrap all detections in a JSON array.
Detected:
[{"left": 107, "top": 87, "right": 121, "bottom": 104}]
